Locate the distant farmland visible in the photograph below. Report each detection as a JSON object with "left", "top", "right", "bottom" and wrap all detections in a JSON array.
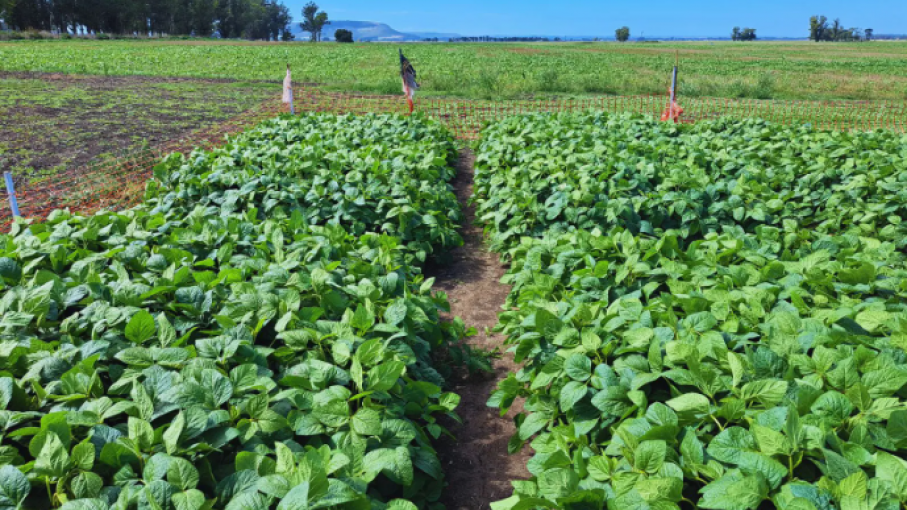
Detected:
[{"left": 1, "top": 39, "right": 906, "bottom": 100}]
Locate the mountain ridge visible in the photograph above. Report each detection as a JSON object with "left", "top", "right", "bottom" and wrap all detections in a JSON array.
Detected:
[
  {"left": 291, "top": 20, "right": 902, "bottom": 41},
  {"left": 292, "top": 20, "right": 460, "bottom": 41}
]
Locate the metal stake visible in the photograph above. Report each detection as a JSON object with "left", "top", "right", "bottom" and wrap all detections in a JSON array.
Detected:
[
  {"left": 3, "top": 172, "right": 20, "bottom": 217},
  {"left": 289, "top": 86, "right": 295, "bottom": 115}
]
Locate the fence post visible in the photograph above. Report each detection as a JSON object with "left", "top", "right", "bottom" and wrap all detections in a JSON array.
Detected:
[
  {"left": 289, "top": 87, "right": 295, "bottom": 115},
  {"left": 3, "top": 172, "right": 21, "bottom": 218}
]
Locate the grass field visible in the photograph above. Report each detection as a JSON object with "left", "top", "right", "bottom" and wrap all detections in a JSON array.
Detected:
[
  {"left": 0, "top": 73, "right": 274, "bottom": 180},
  {"left": 2, "top": 39, "right": 906, "bottom": 179},
  {"left": 1, "top": 40, "right": 906, "bottom": 100}
]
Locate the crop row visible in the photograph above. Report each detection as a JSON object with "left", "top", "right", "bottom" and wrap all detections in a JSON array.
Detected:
[
  {"left": 474, "top": 113, "right": 907, "bottom": 509},
  {"left": 474, "top": 113, "right": 907, "bottom": 253},
  {"left": 0, "top": 114, "right": 464, "bottom": 510}
]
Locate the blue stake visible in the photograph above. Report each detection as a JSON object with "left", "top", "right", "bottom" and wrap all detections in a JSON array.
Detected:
[{"left": 3, "top": 172, "right": 20, "bottom": 218}]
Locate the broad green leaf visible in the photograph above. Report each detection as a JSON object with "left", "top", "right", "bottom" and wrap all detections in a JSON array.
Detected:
[
  {"left": 172, "top": 489, "right": 207, "bottom": 510},
  {"left": 875, "top": 452, "right": 907, "bottom": 500},
  {"left": 126, "top": 310, "right": 156, "bottom": 344},
  {"left": 168, "top": 457, "right": 200, "bottom": 491},
  {"left": 699, "top": 472, "right": 768, "bottom": 510},
  {"left": 634, "top": 440, "right": 666, "bottom": 474},
  {"left": 366, "top": 361, "right": 405, "bottom": 392},
  {"left": 351, "top": 407, "right": 381, "bottom": 436},
  {"left": 71, "top": 472, "right": 103, "bottom": 499},
  {"left": 666, "top": 393, "right": 710, "bottom": 419},
  {"left": 34, "top": 432, "right": 70, "bottom": 478},
  {"left": 163, "top": 412, "right": 185, "bottom": 455},
  {"left": 0, "top": 465, "right": 30, "bottom": 507}
]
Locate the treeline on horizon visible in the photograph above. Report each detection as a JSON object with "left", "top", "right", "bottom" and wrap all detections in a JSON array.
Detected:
[
  {"left": 808, "top": 16, "right": 873, "bottom": 42},
  {"left": 0, "top": 0, "right": 295, "bottom": 39},
  {"left": 2, "top": 2, "right": 903, "bottom": 43}
]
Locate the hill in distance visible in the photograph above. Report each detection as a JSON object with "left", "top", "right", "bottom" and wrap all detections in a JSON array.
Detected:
[
  {"left": 293, "top": 21, "right": 898, "bottom": 42},
  {"left": 293, "top": 20, "right": 461, "bottom": 41}
]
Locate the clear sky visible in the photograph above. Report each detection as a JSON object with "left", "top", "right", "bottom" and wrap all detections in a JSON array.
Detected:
[{"left": 285, "top": 0, "right": 905, "bottom": 38}]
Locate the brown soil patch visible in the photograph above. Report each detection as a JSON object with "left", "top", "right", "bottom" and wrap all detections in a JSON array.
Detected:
[
  {"left": 429, "top": 149, "right": 531, "bottom": 510},
  {"left": 149, "top": 40, "right": 285, "bottom": 46},
  {"left": 0, "top": 70, "right": 264, "bottom": 84},
  {"left": 824, "top": 50, "right": 907, "bottom": 59},
  {"left": 573, "top": 46, "right": 715, "bottom": 56},
  {"left": 508, "top": 47, "right": 547, "bottom": 55},
  {"left": 0, "top": 72, "right": 277, "bottom": 187}
]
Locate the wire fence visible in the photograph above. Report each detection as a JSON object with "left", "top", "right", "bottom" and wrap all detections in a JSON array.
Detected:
[
  {"left": 296, "top": 88, "right": 907, "bottom": 139},
  {"left": 2, "top": 86, "right": 906, "bottom": 231}
]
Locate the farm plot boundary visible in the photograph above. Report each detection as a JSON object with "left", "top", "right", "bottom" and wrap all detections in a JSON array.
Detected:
[
  {"left": 295, "top": 87, "right": 907, "bottom": 139},
  {"left": 1, "top": 99, "right": 286, "bottom": 230},
  {"left": 3, "top": 86, "right": 906, "bottom": 230}
]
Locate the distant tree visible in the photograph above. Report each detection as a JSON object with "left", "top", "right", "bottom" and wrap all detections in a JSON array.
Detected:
[
  {"left": 831, "top": 18, "right": 842, "bottom": 40},
  {"left": 300, "top": 1, "right": 328, "bottom": 42},
  {"left": 216, "top": 0, "right": 277, "bottom": 39},
  {"left": 334, "top": 28, "right": 352, "bottom": 42},
  {"left": 809, "top": 15, "right": 866, "bottom": 42},
  {"left": 809, "top": 15, "right": 828, "bottom": 41},
  {"left": 262, "top": 2, "right": 292, "bottom": 41},
  {"left": 0, "top": 0, "right": 18, "bottom": 24},
  {"left": 281, "top": 28, "right": 295, "bottom": 41},
  {"left": 615, "top": 26, "right": 630, "bottom": 42},
  {"left": 4, "top": 0, "right": 292, "bottom": 39},
  {"left": 731, "top": 26, "right": 755, "bottom": 41}
]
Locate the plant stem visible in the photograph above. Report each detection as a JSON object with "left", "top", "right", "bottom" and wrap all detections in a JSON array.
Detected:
[
  {"left": 45, "top": 478, "right": 54, "bottom": 508},
  {"left": 710, "top": 414, "right": 725, "bottom": 431}
]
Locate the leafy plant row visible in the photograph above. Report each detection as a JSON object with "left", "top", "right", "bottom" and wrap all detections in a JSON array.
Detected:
[
  {"left": 472, "top": 113, "right": 907, "bottom": 510},
  {"left": 150, "top": 113, "right": 463, "bottom": 265},
  {"left": 491, "top": 228, "right": 907, "bottom": 509},
  {"left": 473, "top": 113, "right": 907, "bottom": 254},
  {"left": 0, "top": 113, "right": 466, "bottom": 510}
]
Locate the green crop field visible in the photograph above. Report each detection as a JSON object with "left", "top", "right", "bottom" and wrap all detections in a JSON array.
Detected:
[
  {"left": 3, "top": 107, "right": 907, "bottom": 509},
  {"left": 0, "top": 113, "right": 470, "bottom": 510},
  {"left": 1, "top": 40, "right": 907, "bottom": 100},
  {"left": 4, "top": 13, "right": 907, "bottom": 509},
  {"left": 3, "top": 39, "right": 905, "bottom": 179},
  {"left": 475, "top": 112, "right": 907, "bottom": 509}
]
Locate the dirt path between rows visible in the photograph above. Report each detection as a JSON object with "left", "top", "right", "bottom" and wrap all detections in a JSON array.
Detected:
[{"left": 429, "top": 149, "right": 531, "bottom": 510}]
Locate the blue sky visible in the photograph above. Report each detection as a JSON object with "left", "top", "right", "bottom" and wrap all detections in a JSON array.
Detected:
[{"left": 285, "top": 0, "right": 905, "bottom": 38}]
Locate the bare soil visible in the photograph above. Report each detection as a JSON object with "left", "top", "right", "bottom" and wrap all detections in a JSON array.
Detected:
[
  {"left": 428, "top": 149, "right": 531, "bottom": 510},
  {"left": 0, "top": 72, "right": 275, "bottom": 185},
  {"left": 0, "top": 70, "right": 258, "bottom": 84}
]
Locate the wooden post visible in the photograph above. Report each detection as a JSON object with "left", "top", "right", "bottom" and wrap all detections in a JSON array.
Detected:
[{"left": 3, "top": 172, "right": 20, "bottom": 217}]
